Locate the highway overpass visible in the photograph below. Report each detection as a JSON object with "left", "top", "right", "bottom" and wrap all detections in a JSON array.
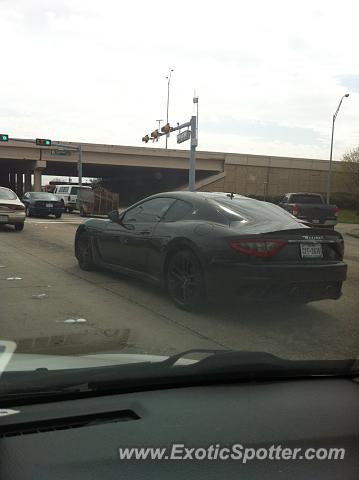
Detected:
[
  {"left": 0, "top": 139, "right": 348, "bottom": 205},
  {"left": 0, "top": 140, "right": 224, "bottom": 202}
]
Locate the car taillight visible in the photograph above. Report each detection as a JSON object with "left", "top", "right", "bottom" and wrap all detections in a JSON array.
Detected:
[
  {"left": 292, "top": 204, "right": 299, "bottom": 216},
  {"left": 13, "top": 204, "right": 25, "bottom": 211},
  {"left": 335, "top": 239, "right": 344, "bottom": 259},
  {"left": 229, "top": 239, "right": 287, "bottom": 257},
  {"left": 334, "top": 207, "right": 340, "bottom": 217}
]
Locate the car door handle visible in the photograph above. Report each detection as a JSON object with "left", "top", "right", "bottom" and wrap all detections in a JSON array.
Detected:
[{"left": 140, "top": 230, "right": 151, "bottom": 235}]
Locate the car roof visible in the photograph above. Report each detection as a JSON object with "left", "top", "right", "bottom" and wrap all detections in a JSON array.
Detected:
[
  {"left": 286, "top": 192, "right": 322, "bottom": 196},
  {"left": 154, "top": 191, "right": 250, "bottom": 201},
  {"left": 29, "top": 191, "right": 55, "bottom": 194},
  {"left": 55, "top": 184, "right": 90, "bottom": 188}
]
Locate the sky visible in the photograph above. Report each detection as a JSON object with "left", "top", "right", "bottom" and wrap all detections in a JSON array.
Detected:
[{"left": 1, "top": 0, "right": 359, "bottom": 163}]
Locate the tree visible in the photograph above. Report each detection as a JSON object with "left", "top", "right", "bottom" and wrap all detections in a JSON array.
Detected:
[{"left": 341, "top": 147, "right": 359, "bottom": 211}]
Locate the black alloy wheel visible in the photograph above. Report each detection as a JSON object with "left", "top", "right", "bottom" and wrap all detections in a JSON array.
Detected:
[
  {"left": 76, "top": 234, "right": 95, "bottom": 271},
  {"left": 167, "top": 249, "right": 205, "bottom": 311},
  {"left": 25, "top": 205, "right": 32, "bottom": 217}
]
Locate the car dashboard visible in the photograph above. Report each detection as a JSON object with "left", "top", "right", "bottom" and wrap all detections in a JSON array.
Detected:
[{"left": 1, "top": 377, "right": 358, "bottom": 479}]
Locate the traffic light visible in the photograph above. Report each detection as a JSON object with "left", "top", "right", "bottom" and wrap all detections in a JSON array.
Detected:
[
  {"left": 142, "top": 134, "right": 150, "bottom": 143},
  {"left": 151, "top": 129, "right": 159, "bottom": 142},
  {"left": 36, "top": 138, "right": 51, "bottom": 146},
  {"left": 0, "top": 134, "right": 9, "bottom": 142},
  {"left": 161, "top": 123, "right": 173, "bottom": 135}
]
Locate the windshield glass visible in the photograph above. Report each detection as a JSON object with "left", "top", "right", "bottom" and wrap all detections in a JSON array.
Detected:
[
  {"left": 0, "top": 188, "right": 17, "bottom": 200},
  {"left": 31, "top": 193, "right": 58, "bottom": 201},
  {"left": 0, "top": 0, "right": 358, "bottom": 398},
  {"left": 291, "top": 195, "right": 323, "bottom": 204},
  {"left": 209, "top": 197, "right": 297, "bottom": 223}
]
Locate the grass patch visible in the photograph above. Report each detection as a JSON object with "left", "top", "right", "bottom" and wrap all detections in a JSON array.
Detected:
[{"left": 338, "top": 209, "right": 359, "bottom": 224}]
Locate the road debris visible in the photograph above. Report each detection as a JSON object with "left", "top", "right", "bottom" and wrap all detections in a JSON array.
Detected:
[
  {"left": 5, "top": 277, "right": 22, "bottom": 281},
  {"left": 31, "top": 293, "right": 47, "bottom": 299},
  {"left": 58, "top": 318, "right": 88, "bottom": 324}
]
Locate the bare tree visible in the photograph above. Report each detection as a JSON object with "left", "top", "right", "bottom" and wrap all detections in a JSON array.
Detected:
[{"left": 342, "top": 147, "right": 359, "bottom": 210}]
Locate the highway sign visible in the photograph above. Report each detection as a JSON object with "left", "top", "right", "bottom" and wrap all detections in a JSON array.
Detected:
[{"left": 177, "top": 130, "right": 190, "bottom": 144}]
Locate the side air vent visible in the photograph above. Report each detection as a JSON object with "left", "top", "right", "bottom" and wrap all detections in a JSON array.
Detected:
[{"left": 0, "top": 409, "right": 140, "bottom": 438}]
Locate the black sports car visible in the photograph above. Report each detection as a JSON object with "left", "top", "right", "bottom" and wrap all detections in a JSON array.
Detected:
[
  {"left": 74, "top": 191, "right": 347, "bottom": 310},
  {"left": 22, "top": 192, "right": 65, "bottom": 218}
]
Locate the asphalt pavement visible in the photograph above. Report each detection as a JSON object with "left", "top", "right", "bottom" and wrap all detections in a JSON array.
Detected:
[{"left": 1, "top": 215, "right": 358, "bottom": 361}]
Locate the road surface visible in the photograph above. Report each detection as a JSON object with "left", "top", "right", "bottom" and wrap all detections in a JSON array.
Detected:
[{"left": 1, "top": 215, "right": 358, "bottom": 361}]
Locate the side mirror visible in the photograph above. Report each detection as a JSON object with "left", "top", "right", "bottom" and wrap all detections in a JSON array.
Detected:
[{"left": 108, "top": 210, "right": 120, "bottom": 223}]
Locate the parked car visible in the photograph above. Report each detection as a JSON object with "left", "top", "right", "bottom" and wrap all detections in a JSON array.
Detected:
[
  {"left": 278, "top": 193, "right": 339, "bottom": 228},
  {"left": 74, "top": 191, "right": 347, "bottom": 310},
  {"left": 22, "top": 192, "right": 65, "bottom": 218},
  {"left": 52, "top": 184, "right": 91, "bottom": 212},
  {"left": 0, "top": 187, "right": 25, "bottom": 231}
]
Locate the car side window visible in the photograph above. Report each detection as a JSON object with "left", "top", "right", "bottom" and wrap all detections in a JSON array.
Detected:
[
  {"left": 162, "top": 199, "right": 193, "bottom": 222},
  {"left": 123, "top": 197, "right": 175, "bottom": 223}
]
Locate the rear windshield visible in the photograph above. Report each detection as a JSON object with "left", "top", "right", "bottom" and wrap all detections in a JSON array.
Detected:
[
  {"left": 210, "top": 198, "right": 298, "bottom": 224},
  {"left": 31, "top": 193, "right": 58, "bottom": 201},
  {"left": 290, "top": 194, "right": 323, "bottom": 204},
  {"left": 0, "top": 188, "right": 17, "bottom": 200}
]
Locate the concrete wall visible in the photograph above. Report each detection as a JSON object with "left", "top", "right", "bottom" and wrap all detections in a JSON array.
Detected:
[{"left": 198, "top": 153, "right": 349, "bottom": 197}]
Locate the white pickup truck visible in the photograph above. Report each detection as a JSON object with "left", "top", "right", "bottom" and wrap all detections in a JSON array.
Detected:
[{"left": 52, "top": 185, "right": 91, "bottom": 213}]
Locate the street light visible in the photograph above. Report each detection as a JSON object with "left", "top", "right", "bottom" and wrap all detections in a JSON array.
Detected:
[
  {"left": 326, "top": 93, "right": 349, "bottom": 204},
  {"left": 165, "top": 69, "right": 174, "bottom": 149},
  {"left": 156, "top": 119, "right": 163, "bottom": 131}
]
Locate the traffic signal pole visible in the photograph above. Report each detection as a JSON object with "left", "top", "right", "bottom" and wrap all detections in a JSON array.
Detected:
[
  {"left": 5, "top": 137, "right": 83, "bottom": 185},
  {"left": 189, "top": 115, "right": 197, "bottom": 192},
  {"left": 78, "top": 144, "right": 83, "bottom": 186},
  {"left": 142, "top": 96, "right": 198, "bottom": 191}
]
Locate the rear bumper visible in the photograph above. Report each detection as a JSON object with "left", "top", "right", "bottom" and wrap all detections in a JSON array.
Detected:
[
  {"left": 0, "top": 211, "right": 26, "bottom": 225},
  {"left": 30, "top": 207, "right": 64, "bottom": 215},
  {"left": 205, "top": 261, "right": 347, "bottom": 301}
]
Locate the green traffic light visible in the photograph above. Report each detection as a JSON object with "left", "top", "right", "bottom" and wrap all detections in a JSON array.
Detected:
[{"left": 0, "top": 134, "right": 9, "bottom": 142}]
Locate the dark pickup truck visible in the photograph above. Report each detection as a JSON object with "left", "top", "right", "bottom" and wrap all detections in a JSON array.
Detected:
[{"left": 279, "top": 193, "right": 339, "bottom": 228}]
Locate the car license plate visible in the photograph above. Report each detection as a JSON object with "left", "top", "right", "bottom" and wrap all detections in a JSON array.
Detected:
[
  {"left": 311, "top": 219, "right": 320, "bottom": 224},
  {"left": 300, "top": 243, "right": 323, "bottom": 258},
  {"left": 0, "top": 215, "right": 8, "bottom": 223},
  {"left": 46, "top": 203, "right": 53, "bottom": 208}
]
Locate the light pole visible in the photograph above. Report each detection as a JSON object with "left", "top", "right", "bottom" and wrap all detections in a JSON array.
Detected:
[
  {"left": 165, "top": 69, "right": 174, "bottom": 149},
  {"left": 326, "top": 93, "right": 349, "bottom": 204},
  {"left": 156, "top": 119, "right": 163, "bottom": 132}
]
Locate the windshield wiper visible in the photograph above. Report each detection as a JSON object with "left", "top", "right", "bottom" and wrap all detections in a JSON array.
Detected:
[{"left": 0, "top": 350, "right": 357, "bottom": 406}]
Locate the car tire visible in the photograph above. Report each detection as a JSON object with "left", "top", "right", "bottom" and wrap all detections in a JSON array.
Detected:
[
  {"left": 76, "top": 233, "right": 95, "bottom": 271},
  {"left": 14, "top": 223, "right": 24, "bottom": 231},
  {"left": 25, "top": 206, "right": 32, "bottom": 217},
  {"left": 166, "top": 249, "right": 206, "bottom": 311},
  {"left": 55, "top": 213, "right": 62, "bottom": 219},
  {"left": 68, "top": 208, "right": 74, "bottom": 213}
]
